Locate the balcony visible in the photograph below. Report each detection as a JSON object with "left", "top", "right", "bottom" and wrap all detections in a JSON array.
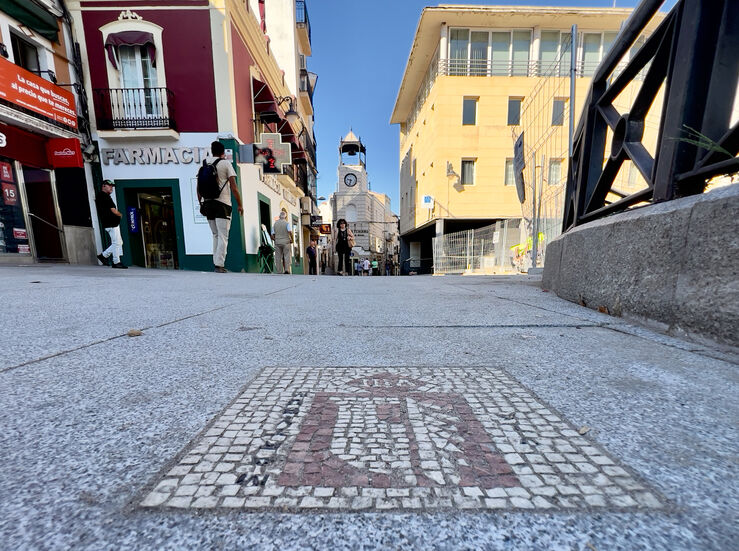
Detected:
[
  {"left": 299, "top": 69, "right": 317, "bottom": 115},
  {"left": 93, "top": 87, "right": 177, "bottom": 137},
  {"left": 296, "top": 0, "right": 311, "bottom": 56}
]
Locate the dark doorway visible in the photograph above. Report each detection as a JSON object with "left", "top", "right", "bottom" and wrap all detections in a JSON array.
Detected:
[
  {"left": 23, "top": 166, "right": 64, "bottom": 260},
  {"left": 124, "top": 188, "right": 179, "bottom": 269},
  {"left": 259, "top": 198, "right": 271, "bottom": 234}
]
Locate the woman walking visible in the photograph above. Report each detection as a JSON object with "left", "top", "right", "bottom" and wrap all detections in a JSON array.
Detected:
[{"left": 335, "top": 218, "right": 354, "bottom": 275}]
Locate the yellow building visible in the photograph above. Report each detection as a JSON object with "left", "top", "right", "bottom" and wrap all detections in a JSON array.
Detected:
[{"left": 391, "top": 5, "right": 664, "bottom": 273}]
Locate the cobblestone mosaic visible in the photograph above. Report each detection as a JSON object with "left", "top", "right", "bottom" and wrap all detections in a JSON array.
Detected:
[{"left": 140, "top": 368, "right": 664, "bottom": 511}]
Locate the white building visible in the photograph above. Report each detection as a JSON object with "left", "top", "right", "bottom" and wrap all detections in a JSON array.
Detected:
[{"left": 329, "top": 131, "right": 398, "bottom": 272}]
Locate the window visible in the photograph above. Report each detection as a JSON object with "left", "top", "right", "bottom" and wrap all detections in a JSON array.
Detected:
[
  {"left": 448, "top": 29, "right": 531, "bottom": 76},
  {"left": 507, "top": 97, "right": 522, "bottom": 125},
  {"left": 10, "top": 34, "right": 40, "bottom": 73},
  {"left": 462, "top": 98, "right": 477, "bottom": 125},
  {"left": 504, "top": 158, "right": 515, "bottom": 186},
  {"left": 461, "top": 160, "right": 475, "bottom": 185},
  {"left": 118, "top": 45, "right": 160, "bottom": 118},
  {"left": 548, "top": 159, "right": 563, "bottom": 185},
  {"left": 552, "top": 99, "right": 566, "bottom": 126},
  {"left": 449, "top": 29, "right": 469, "bottom": 75},
  {"left": 539, "top": 31, "right": 572, "bottom": 76},
  {"left": 581, "top": 32, "right": 618, "bottom": 76}
]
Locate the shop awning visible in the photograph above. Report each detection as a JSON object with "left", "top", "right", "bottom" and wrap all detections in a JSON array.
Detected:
[
  {"left": 105, "top": 31, "right": 156, "bottom": 69},
  {"left": 3, "top": 0, "right": 59, "bottom": 42}
]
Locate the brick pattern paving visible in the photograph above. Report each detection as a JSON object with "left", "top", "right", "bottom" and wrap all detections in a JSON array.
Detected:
[{"left": 140, "top": 368, "right": 663, "bottom": 511}]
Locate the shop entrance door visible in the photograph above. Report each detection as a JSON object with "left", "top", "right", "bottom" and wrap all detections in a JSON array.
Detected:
[
  {"left": 129, "top": 189, "right": 178, "bottom": 269},
  {"left": 23, "top": 167, "right": 65, "bottom": 261}
]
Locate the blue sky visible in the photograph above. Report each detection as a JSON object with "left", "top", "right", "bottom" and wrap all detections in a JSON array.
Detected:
[{"left": 307, "top": 1, "right": 673, "bottom": 210}]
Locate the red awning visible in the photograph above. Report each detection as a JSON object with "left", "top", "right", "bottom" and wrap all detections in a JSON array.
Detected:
[{"left": 105, "top": 31, "right": 156, "bottom": 69}]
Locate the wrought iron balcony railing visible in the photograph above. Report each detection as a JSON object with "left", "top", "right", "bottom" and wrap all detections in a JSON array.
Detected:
[
  {"left": 93, "top": 87, "right": 177, "bottom": 131},
  {"left": 296, "top": 1, "right": 311, "bottom": 44}
]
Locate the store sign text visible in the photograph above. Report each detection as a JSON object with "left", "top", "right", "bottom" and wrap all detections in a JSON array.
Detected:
[
  {"left": 101, "top": 147, "right": 209, "bottom": 166},
  {"left": 0, "top": 132, "right": 6, "bottom": 147}
]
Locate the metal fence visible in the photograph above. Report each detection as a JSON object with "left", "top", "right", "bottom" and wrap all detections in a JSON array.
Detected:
[{"left": 432, "top": 220, "right": 523, "bottom": 275}]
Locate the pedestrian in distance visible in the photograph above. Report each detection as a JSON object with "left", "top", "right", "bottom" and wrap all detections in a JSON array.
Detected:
[
  {"left": 363, "top": 258, "right": 370, "bottom": 276},
  {"left": 334, "top": 218, "right": 354, "bottom": 276},
  {"left": 385, "top": 259, "right": 391, "bottom": 276},
  {"left": 197, "top": 141, "right": 243, "bottom": 273},
  {"left": 307, "top": 238, "right": 318, "bottom": 275},
  {"left": 95, "top": 179, "right": 127, "bottom": 269},
  {"left": 272, "top": 210, "right": 293, "bottom": 274}
]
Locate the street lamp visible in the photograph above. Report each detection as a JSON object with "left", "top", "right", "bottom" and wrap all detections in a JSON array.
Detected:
[{"left": 276, "top": 96, "right": 300, "bottom": 127}]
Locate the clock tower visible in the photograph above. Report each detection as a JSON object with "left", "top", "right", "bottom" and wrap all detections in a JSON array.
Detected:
[{"left": 338, "top": 130, "right": 368, "bottom": 192}]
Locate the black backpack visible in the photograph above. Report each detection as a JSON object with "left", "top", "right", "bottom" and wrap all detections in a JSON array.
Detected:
[{"left": 197, "top": 158, "right": 225, "bottom": 200}]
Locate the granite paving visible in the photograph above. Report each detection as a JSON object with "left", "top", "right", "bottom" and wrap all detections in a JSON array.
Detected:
[{"left": 0, "top": 265, "right": 736, "bottom": 550}]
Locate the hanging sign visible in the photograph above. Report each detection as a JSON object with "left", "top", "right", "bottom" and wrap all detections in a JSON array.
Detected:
[
  {"left": 13, "top": 227, "right": 27, "bottom": 239},
  {"left": 253, "top": 133, "right": 292, "bottom": 173}
]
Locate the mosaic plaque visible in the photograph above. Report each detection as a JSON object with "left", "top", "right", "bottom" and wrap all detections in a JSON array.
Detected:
[{"left": 140, "top": 367, "right": 663, "bottom": 511}]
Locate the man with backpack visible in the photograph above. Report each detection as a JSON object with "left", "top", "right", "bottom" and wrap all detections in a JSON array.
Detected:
[{"left": 197, "top": 141, "right": 243, "bottom": 273}]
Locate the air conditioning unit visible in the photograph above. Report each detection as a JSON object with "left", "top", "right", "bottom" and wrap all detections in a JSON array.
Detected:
[{"left": 300, "top": 196, "right": 312, "bottom": 214}]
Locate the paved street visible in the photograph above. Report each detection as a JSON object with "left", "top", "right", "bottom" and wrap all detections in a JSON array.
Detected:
[{"left": 1, "top": 265, "right": 737, "bottom": 550}]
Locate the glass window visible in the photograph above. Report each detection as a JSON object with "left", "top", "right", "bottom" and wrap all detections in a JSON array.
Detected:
[
  {"left": 548, "top": 159, "right": 562, "bottom": 185},
  {"left": 603, "top": 32, "right": 618, "bottom": 60},
  {"left": 560, "top": 32, "right": 573, "bottom": 77},
  {"left": 449, "top": 29, "right": 469, "bottom": 75},
  {"left": 0, "top": 158, "right": 29, "bottom": 255},
  {"left": 552, "top": 99, "right": 566, "bottom": 126},
  {"left": 507, "top": 97, "right": 521, "bottom": 126},
  {"left": 462, "top": 98, "right": 477, "bottom": 125},
  {"left": 461, "top": 160, "right": 475, "bottom": 185},
  {"left": 504, "top": 158, "right": 515, "bottom": 186},
  {"left": 470, "top": 32, "right": 488, "bottom": 76},
  {"left": 511, "top": 31, "right": 531, "bottom": 76},
  {"left": 539, "top": 31, "right": 560, "bottom": 74},
  {"left": 491, "top": 32, "right": 510, "bottom": 76},
  {"left": 582, "top": 33, "right": 602, "bottom": 76},
  {"left": 10, "top": 34, "right": 40, "bottom": 73}
]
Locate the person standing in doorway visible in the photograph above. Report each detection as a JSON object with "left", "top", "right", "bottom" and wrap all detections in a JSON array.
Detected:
[
  {"left": 95, "top": 179, "right": 127, "bottom": 269},
  {"left": 334, "top": 218, "right": 354, "bottom": 276},
  {"left": 272, "top": 210, "right": 293, "bottom": 274},
  {"left": 306, "top": 238, "right": 318, "bottom": 275},
  {"left": 201, "top": 141, "right": 243, "bottom": 273}
]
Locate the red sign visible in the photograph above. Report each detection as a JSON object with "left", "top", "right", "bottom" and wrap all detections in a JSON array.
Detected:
[
  {"left": 46, "top": 138, "right": 83, "bottom": 168},
  {"left": 18, "top": 244, "right": 30, "bottom": 254},
  {"left": 13, "top": 227, "right": 27, "bottom": 239},
  {"left": 0, "top": 161, "right": 12, "bottom": 181},
  {"left": 2, "top": 182, "right": 18, "bottom": 206},
  {"left": 0, "top": 57, "right": 77, "bottom": 129}
]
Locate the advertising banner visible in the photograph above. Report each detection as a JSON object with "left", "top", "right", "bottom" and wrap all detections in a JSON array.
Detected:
[{"left": 0, "top": 57, "right": 78, "bottom": 129}]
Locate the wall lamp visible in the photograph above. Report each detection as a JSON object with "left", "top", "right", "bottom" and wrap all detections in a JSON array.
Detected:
[
  {"left": 275, "top": 96, "right": 300, "bottom": 127},
  {"left": 0, "top": 43, "right": 8, "bottom": 58}
]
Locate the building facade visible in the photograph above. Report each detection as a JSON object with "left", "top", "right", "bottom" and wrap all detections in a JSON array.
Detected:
[
  {"left": 391, "top": 6, "right": 664, "bottom": 274},
  {"left": 0, "top": 0, "right": 95, "bottom": 265},
  {"left": 330, "top": 131, "right": 398, "bottom": 273},
  {"left": 69, "top": 0, "right": 317, "bottom": 272}
]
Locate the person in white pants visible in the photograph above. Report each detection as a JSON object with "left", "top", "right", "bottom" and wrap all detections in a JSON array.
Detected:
[
  {"left": 199, "top": 141, "right": 243, "bottom": 273},
  {"left": 95, "top": 179, "right": 127, "bottom": 269}
]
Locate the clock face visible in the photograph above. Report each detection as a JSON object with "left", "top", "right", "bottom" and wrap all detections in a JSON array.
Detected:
[{"left": 344, "top": 173, "right": 357, "bottom": 187}]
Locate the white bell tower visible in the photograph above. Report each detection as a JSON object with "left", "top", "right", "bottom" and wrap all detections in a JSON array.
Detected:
[{"left": 338, "top": 130, "right": 368, "bottom": 192}]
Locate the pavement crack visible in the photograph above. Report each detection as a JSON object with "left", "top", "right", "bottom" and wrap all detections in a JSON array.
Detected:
[{"left": 1, "top": 303, "right": 235, "bottom": 375}]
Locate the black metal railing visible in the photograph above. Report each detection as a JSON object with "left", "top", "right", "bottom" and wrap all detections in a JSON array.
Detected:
[
  {"left": 299, "top": 69, "right": 316, "bottom": 101},
  {"left": 562, "top": 0, "right": 738, "bottom": 231},
  {"left": 296, "top": 0, "right": 311, "bottom": 45},
  {"left": 93, "top": 87, "right": 177, "bottom": 131}
]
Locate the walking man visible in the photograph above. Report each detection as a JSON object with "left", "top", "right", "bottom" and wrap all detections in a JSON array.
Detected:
[
  {"left": 95, "top": 179, "right": 127, "bottom": 269},
  {"left": 272, "top": 211, "right": 293, "bottom": 274},
  {"left": 200, "top": 141, "right": 243, "bottom": 273}
]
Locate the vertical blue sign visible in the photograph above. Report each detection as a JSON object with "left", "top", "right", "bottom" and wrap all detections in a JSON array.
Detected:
[{"left": 128, "top": 207, "right": 139, "bottom": 233}]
